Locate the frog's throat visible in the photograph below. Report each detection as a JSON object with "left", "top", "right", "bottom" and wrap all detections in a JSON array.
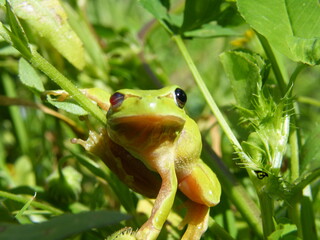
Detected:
[{"left": 107, "top": 115, "right": 185, "bottom": 160}]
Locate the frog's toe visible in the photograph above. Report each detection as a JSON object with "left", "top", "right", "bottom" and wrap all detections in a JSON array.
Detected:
[{"left": 136, "top": 222, "right": 161, "bottom": 240}]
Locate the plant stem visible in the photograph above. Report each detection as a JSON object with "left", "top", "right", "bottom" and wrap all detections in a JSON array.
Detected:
[
  {"left": 2, "top": 73, "right": 29, "bottom": 155},
  {"left": 173, "top": 35, "right": 263, "bottom": 237},
  {"left": 287, "top": 63, "right": 306, "bottom": 90},
  {"left": 287, "top": 65, "right": 303, "bottom": 237},
  {"left": 289, "top": 126, "right": 302, "bottom": 237},
  {"left": 172, "top": 35, "right": 248, "bottom": 158},
  {"left": 256, "top": 33, "right": 287, "bottom": 94},
  {"left": 258, "top": 193, "right": 275, "bottom": 239},
  {"left": 209, "top": 219, "right": 236, "bottom": 240},
  {"left": 29, "top": 49, "right": 106, "bottom": 125},
  {"left": 297, "top": 96, "right": 320, "bottom": 107}
]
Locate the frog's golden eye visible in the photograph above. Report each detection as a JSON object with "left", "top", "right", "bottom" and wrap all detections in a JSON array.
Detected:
[
  {"left": 110, "top": 92, "right": 125, "bottom": 108},
  {"left": 174, "top": 88, "right": 187, "bottom": 108}
]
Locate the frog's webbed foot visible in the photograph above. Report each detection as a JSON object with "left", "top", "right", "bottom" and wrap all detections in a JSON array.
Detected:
[{"left": 180, "top": 201, "right": 210, "bottom": 240}]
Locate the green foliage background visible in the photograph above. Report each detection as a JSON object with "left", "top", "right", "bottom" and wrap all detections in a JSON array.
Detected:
[{"left": 0, "top": 0, "right": 320, "bottom": 239}]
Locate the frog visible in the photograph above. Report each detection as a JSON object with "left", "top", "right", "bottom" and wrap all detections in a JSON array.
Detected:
[{"left": 48, "top": 85, "right": 221, "bottom": 240}]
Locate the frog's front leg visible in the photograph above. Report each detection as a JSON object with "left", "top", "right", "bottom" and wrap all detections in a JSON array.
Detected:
[
  {"left": 44, "top": 88, "right": 111, "bottom": 111},
  {"left": 136, "top": 158, "right": 177, "bottom": 240}
]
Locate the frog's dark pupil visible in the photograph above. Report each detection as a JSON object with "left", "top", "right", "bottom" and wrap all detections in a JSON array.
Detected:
[
  {"left": 110, "top": 92, "right": 125, "bottom": 108},
  {"left": 175, "top": 88, "right": 187, "bottom": 108}
]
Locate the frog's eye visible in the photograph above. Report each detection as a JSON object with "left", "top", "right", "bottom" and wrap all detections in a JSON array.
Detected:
[
  {"left": 110, "top": 92, "right": 125, "bottom": 108},
  {"left": 174, "top": 88, "right": 187, "bottom": 108}
]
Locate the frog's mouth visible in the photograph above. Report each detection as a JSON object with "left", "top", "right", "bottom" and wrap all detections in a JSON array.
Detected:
[{"left": 107, "top": 115, "right": 185, "bottom": 148}]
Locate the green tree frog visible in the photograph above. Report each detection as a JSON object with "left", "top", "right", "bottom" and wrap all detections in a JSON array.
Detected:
[{"left": 59, "top": 86, "right": 221, "bottom": 239}]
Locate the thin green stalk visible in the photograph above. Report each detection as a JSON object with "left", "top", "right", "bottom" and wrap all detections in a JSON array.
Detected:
[
  {"left": 15, "top": 193, "right": 36, "bottom": 221},
  {"left": 256, "top": 33, "right": 287, "bottom": 94},
  {"left": 301, "top": 190, "right": 318, "bottom": 240},
  {"left": 172, "top": 35, "right": 246, "bottom": 157},
  {"left": 0, "top": 190, "right": 63, "bottom": 215},
  {"left": 287, "top": 63, "right": 306, "bottom": 90},
  {"left": 2, "top": 73, "right": 29, "bottom": 154},
  {"left": 289, "top": 128, "right": 300, "bottom": 182},
  {"left": 287, "top": 65, "right": 304, "bottom": 238},
  {"left": 209, "top": 219, "right": 236, "bottom": 240},
  {"left": 258, "top": 193, "right": 275, "bottom": 239},
  {"left": 297, "top": 96, "right": 320, "bottom": 107},
  {"left": 173, "top": 35, "right": 263, "bottom": 236},
  {"left": 289, "top": 124, "right": 302, "bottom": 237},
  {"left": 29, "top": 49, "right": 106, "bottom": 125}
]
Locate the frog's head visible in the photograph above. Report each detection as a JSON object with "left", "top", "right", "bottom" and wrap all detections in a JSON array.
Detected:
[{"left": 106, "top": 86, "right": 188, "bottom": 151}]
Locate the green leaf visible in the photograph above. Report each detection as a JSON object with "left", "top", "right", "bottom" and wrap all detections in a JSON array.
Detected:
[
  {"left": 10, "top": 0, "right": 85, "bottom": 69},
  {"left": 0, "top": 45, "right": 20, "bottom": 56},
  {"left": 183, "top": 22, "right": 237, "bottom": 38},
  {"left": 267, "top": 223, "right": 300, "bottom": 240},
  {"left": 19, "top": 58, "right": 44, "bottom": 92},
  {"left": 62, "top": 3, "right": 109, "bottom": 79},
  {"left": 181, "top": 0, "right": 223, "bottom": 32},
  {"left": 237, "top": 0, "right": 320, "bottom": 65},
  {"left": 139, "top": 0, "right": 174, "bottom": 33},
  {"left": 4, "top": 0, "right": 31, "bottom": 58},
  {"left": 6, "top": 0, "right": 29, "bottom": 47},
  {"left": 12, "top": 156, "right": 35, "bottom": 186},
  {"left": 47, "top": 96, "right": 88, "bottom": 116},
  {"left": 219, "top": 50, "right": 267, "bottom": 109},
  {"left": 0, "top": 210, "right": 130, "bottom": 240},
  {"left": 300, "top": 126, "right": 320, "bottom": 174}
]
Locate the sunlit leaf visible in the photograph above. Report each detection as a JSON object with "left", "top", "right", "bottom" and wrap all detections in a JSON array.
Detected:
[
  {"left": 267, "top": 223, "right": 299, "bottom": 240},
  {"left": 4, "top": 0, "right": 31, "bottom": 57},
  {"left": 47, "top": 96, "right": 88, "bottom": 116},
  {"left": 19, "top": 58, "right": 44, "bottom": 92},
  {"left": 139, "top": 0, "right": 174, "bottom": 33},
  {"left": 220, "top": 50, "right": 267, "bottom": 109},
  {"left": 10, "top": 0, "right": 85, "bottom": 69},
  {"left": 181, "top": 0, "right": 223, "bottom": 32},
  {"left": 184, "top": 22, "right": 237, "bottom": 38},
  {"left": 238, "top": 0, "right": 320, "bottom": 65}
]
